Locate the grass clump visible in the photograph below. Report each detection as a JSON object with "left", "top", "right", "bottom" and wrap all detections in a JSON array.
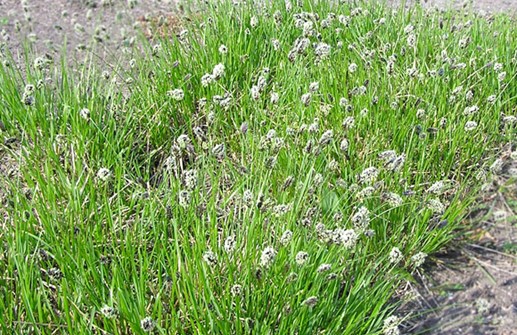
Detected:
[{"left": 0, "top": 0, "right": 516, "bottom": 334}]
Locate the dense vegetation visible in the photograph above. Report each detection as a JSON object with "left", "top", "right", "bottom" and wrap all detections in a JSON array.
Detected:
[{"left": 0, "top": 1, "right": 516, "bottom": 334}]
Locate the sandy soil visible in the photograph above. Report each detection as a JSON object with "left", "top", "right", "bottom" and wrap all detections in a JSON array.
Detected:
[
  {"left": 0, "top": 0, "right": 180, "bottom": 66},
  {"left": 403, "top": 182, "right": 517, "bottom": 335},
  {"left": 401, "top": 0, "right": 517, "bottom": 13}
]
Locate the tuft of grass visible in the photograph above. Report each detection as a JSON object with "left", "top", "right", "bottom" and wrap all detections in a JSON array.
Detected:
[{"left": 0, "top": 1, "right": 516, "bottom": 334}]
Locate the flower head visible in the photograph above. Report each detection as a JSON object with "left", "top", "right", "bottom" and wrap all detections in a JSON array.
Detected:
[
  {"left": 260, "top": 246, "right": 277, "bottom": 267},
  {"left": 203, "top": 250, "right": 218, "bottom": 267},
  {"left": 295, "top": 251, "right": 309, "bottom": 265},
  {"left": 218, "top": 44, "right": 228, "bottom": 54},
  {"left": 351, "top": 206, "right": 370, "bottom": 229},
  {"left": 168, "top": 88, "right": 184, "bottom": 101},
  {"left": 100, "top": 305, "right": 117, "bottom": 319},
  {"left": 140, "top": 317, "right": 155, "bottom": 332},
  {"left": 302, "top": 296, "right": 318, "bottom": 307},
  {"left": 230, "top": 284, "right": 242, "bottom": 296},
  {"left": 410, "top": 252, "right": 427, "bottom": 268},
  {"left": 79, "top": 108, "right": 90, "bottom": 120},
  {"left": 389, "top": 247, "right": 403, "bottom": 264},
  {"left": 224, "top": 235, "right": 236, "bottom": 253},
  {"left": 212, "top": 63, "right": 225, "bottom": 79},
  {"left": 280, "top": 230, "right": 293, "bottom": 246},
  {"left": 96, "top": 168, "right": 111, "bottom": 182}
]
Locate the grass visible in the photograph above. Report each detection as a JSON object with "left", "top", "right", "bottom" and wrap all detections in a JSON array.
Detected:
[{"left": 0, "top": 0, "right": 516, "bottom": 334}]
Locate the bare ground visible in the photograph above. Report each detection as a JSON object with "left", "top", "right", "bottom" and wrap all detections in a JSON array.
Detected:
[
  {"left": 402, "top": 176, "right": 517, "bottom": 334},
  {"left": 1, "top": 1, "right": 517, "bottom": 334}
]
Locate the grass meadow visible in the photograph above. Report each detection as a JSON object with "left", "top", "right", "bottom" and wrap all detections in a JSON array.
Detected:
[{"left": 0, "top": 0, "right": 516, "bottom": 334}]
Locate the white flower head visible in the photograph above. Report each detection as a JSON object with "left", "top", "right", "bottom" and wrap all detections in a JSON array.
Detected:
[
  {"left": 351, "top": 206, "right": 370, "bottom": 229},
  {"left": 96, "top": 168, "right": 112, "bottom": 182},
  {"left": 100, "top": 305, "right": 117, "bottom": 319},
  {"left": 224, "top": 235, "right": 236, "bottom": 253},
  {"left": 309, "top": 81, "right": 319, "bottom": 93},
  {"left": 280, "top": 230, "right": 293, "bottom": 246},
  {"left": 250, "top": 16, "right": 258, "bottom": 28},
  {"left": 168, "top": 88, "right": 184, "bottom": 101},
  {"left": 295, "top": 251, "right": 309, "bottom": 265},
  {"left": 203, "top": 250, "right": 218, "bottom": 267},
  {"left": 410, "top": 252, "right": 427, "bottom": 268},
  {"left": 464, "top": 121, "right": 478, "bottom": 132},
  {"left": 334, "top": 228, "right": 359, "bottom": 249},
  {"left": 260, "top": 246, "right": 277, "bottom": 267},
  {"left": 212, "top": 63, "right": 225, "bottom": 79},
  {"left": 359, "top": 167, "right": 379, "bottom": 185},
  {"left": 230, "top": 284, "right": 242, "bottom": 296},
  {"left": 389, "top": 247, "right": 403, "bottom": 264},
  {"left": 201, "top": 73, "right": 215, "bottom": 87},
  {"left": 301, "top": 92, "right": 312, "bottom": 106},
  {"left": 340, "top": 138, "right": 349, "bottom": 152},
  {"left": 317, "top": 263, "right": 331, "bottom": 273},
  {"left": 140, "top": 317, "right": 155, "bottom": 333},
  {"left": 218, "top": 44, "right": 228, "bottom": 54},
  {"left": 382, "top": 315, "right": 400, "bottom": 335},
  {"left": 79, "top": 108, "right": 90, "bottom": 120}
]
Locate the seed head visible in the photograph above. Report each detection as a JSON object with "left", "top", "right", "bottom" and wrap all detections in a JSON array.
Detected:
[
  {"left": 302, "top": 296, "right": 318, "bottom": 308},
  {"left": 100, "top": 305, "right": 117, "bottom": 319},
  {"left": 224, "top": 235, "right": 236, "bottom": 253},
  {"left": 383, "top": 192, "right": 403, "bottom": 207},
  {"left": 314, "top": 42, "right": 331, "bottom": 58},
  {"left": 464, "top": 121, "right": 477, "bottom": 132},
  {"left": 230, "top": 284, "right": 243, "bottom": 296},
  {"left": 260, "top": 246, "right": 277, "bottom": 267},
  {"left": 295, "top": 251, "right": 309, "bottom": 265},
  {"left": 280, "top": 230, "right": 293, "bottom": 246},
  {"left": 250, "top": 16, "right": 258, "bottom": 28},
  {"left": 96, "top": 168, "right": 111, "bottom": 182},
  {"left": 317, "top": 263, "right": 331, "bottom": 273},
  {"left": 218, "top": 44, "right": 228, "bottom": 54},
  {"left": 270, "top": 92, "right": 280, "bottom": 104},
  {"left": 301, "top": 93, "right": 312, "bottom": 106},
  {"left": 426, "top": 198, "right": 445, "bottom": 214},
  {"left": 319, "top": 130, "right": 333, "bottom": 146},
  {"left": 389, "top": 247, "right": 403, "bottom": 264},
  {"left": 359, "top": 167, "right": 379, "bottom": 185},
  {"left": 178, "top": 190, "right": 191, "bottom": 208},
  {"left": 201, "top": 73, "right": 215, "bottom": 87},
  {"left": 333, "top": 228, "right": 359, "bottom": 249},
  {"left": 212, "top": 143, "right": 225, "bottom": 160},
  {"left": 79, "top": 108, "right": 90, "bottom": 120},
  {"left": 342, "top": 116, "right": 355, "bottom": 129},
  {"left": 140, "top": 317, "right": 155, "bottom": 333},
  {"left": 382, "top": 316, "right": 400, "bottom": 335},
  {"left": 489, "top": 158, "right": 504, "bottom": 174},
  {"left": 351, "top": 206, "right": 370, "bottom": 229},
  {"left": 203, "top": 250, "right": 218, "bottom": 267},
  {"left": 167, "top": 88, "right": 184, "bottom": 101},
  {"left": 212, "top": 63, "right": 225, "bottom": 79},
  {"left": 410, "top": 252, "right": 427, "bottom": 268}
]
